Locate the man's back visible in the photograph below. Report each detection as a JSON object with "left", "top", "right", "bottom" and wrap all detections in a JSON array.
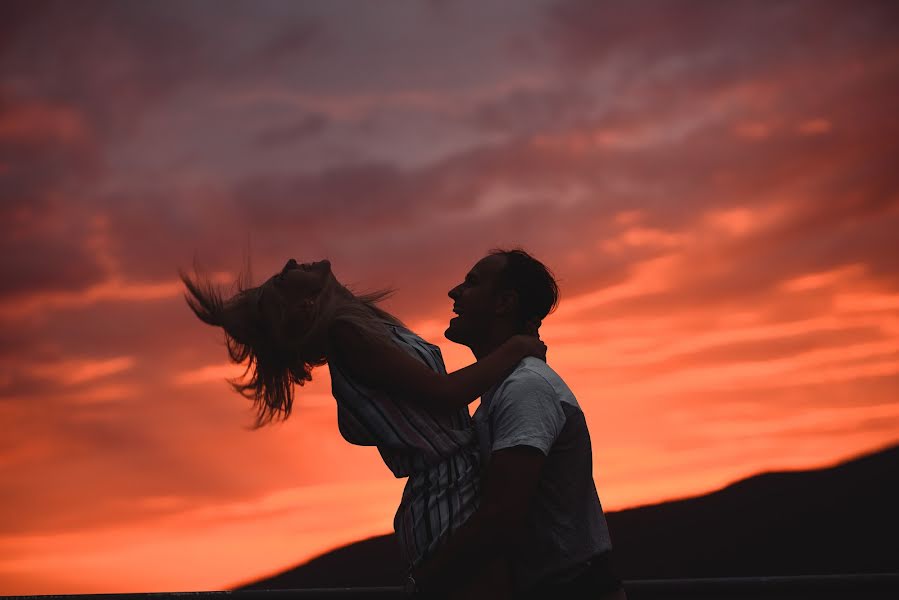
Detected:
[{"left": 474, "top": 357, "right": 613, "bottom": 590}]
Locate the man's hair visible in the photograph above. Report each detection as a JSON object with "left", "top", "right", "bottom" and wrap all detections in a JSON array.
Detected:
[{"left": 488, "top": 248, "right": 560, "bottom": 328}]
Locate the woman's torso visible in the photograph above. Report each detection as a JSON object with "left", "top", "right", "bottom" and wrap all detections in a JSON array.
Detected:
[{"left": 327, "top": 321, "right": 481, "bottom": 565}]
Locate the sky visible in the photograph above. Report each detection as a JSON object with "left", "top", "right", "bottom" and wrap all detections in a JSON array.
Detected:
[{"left": 1, "top": 0, "right": 898, "bottom": 594}]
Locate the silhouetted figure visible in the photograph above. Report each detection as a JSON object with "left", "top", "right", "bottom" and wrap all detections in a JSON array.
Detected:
[
  {"left": 410, "top": 249, "right": 624, "bottom": 600},
  {"left": 180, "top": 258, "right": 545, "bottom": 586}
]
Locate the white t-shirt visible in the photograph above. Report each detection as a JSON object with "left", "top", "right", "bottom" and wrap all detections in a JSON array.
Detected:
[{"left": 473, "top": 357, "right": 613, "bottom": 591}]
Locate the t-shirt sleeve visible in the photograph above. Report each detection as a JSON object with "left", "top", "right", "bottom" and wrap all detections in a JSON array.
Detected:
[{"left": 488, "top": 372, "right": 566, "bottom": 456}]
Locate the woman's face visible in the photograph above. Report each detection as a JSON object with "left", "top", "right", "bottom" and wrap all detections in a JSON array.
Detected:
[{"left": 257, "top": 259, "right": 333, "bottom": 327}]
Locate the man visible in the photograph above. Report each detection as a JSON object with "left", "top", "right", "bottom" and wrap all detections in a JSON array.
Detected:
[{"left": 410, "top": 249, "right": 625, "bottom": 599}]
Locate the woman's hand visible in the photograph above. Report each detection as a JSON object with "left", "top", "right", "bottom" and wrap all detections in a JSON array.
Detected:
[{"left": 511, "top": 330, "right": 546, "bottom": 362}]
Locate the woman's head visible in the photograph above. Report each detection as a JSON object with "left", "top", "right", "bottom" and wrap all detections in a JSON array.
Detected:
[
  {"left": 181, "top": 257, "right": 396, "bottom": 427},
  {"left": 256, "top": 258, "right": 338, "bottom": 345},
  {"left": 181, "top": 258, "right": 344, "bottom": 427}
]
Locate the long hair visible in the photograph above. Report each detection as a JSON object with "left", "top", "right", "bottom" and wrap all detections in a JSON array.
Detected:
[{"left": 180, "top": 263, "right": 400, "bottom": 428}]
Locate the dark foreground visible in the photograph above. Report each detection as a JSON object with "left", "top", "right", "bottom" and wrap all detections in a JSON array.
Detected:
[
  {"left": 4, "top": 573, "right": 899, "bottom": 600},
  {"left": 240, "top": 444, "right": 899, "bottom": 590}
]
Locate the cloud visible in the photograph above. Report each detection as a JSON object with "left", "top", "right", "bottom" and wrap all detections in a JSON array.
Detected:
[
  {"left": 1, "top": 3, "right": 199, "bottom": 134},
  {"left": 469, "top": 84, "right": 598, "bottom": 136},
  {"left": 780, "top": 264, "right": 867, "bottom": 292},
  {"left": 0, "top": 102, "right": 89, "bottom": 145},
  {"left": 21, "top": 356, "right": 135, "bottom": 387},
  {"left": 797, "top": 118, "right": 832, "bottom": 136},
  {"left": 0, "top": 278, "right": 183, "bottom": 319},
  {"left": 254, "top": 19, "right": 323, "bottom": 64},
  {"left": 253, "top": 113, "right": 330, "bottom": 147},
  {"left": 172, "top": 363, "right": 246, "bottom": 386},
  {"left": 543, "top": 0, "right": 898, "bottom": 81}
]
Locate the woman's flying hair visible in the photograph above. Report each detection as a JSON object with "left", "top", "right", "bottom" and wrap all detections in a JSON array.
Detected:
[{"left": 180, "top": 260, "right": 399, "bottom": 428}]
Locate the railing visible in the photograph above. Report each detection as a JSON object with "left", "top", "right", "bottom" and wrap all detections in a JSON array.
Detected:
[
  {"left": 3, "top": 573, "right": 898, "bottom": 599},
  {"left": 624, "top": 573, "right": 899, "bottom": 598}
]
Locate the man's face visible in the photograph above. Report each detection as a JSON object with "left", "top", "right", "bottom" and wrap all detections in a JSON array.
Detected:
[{"left": 445, "top": 254, "right": 507, "bottom": 347}]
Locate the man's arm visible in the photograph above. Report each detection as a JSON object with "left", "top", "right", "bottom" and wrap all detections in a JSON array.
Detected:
[{"left": 412, "top": 444, "right": 546, "bottom": 594}]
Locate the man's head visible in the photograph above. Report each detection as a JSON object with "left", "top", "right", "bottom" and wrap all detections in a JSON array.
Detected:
[{"left": 445, "top": 248, "right": 559, "bottom": 353}]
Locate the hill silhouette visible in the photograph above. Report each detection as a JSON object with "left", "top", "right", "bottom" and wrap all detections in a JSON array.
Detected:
[{"left": 237, "top": 444, "right": 899, "bottom": 589}]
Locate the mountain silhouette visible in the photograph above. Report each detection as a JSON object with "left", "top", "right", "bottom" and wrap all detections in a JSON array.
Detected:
[{"left": 236, "top": 443, "right": 899, "bottom": 589}]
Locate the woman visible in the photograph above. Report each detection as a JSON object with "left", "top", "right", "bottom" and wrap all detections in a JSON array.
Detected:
[{"left": 180, "top": 257, "right": 544, "bottom": 578}]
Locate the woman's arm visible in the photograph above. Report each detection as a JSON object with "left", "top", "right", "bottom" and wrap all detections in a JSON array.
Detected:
[{"left": 329, "top": 321, "right": 544, "bottom": 414}]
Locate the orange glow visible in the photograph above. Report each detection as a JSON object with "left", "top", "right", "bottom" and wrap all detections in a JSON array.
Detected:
[{"left": 0, "top": 480, "right": 405, "bottom": 594}]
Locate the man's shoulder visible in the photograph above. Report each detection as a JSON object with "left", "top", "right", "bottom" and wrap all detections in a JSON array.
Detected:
[
  {"left": 510, "top": 356, "right": 561, "bottom": 381},
  {"left": 490, "top": 358, "right": 553, "bottom": 398},
  {"left": 494, "top": 358, "right": 578, "bottom": 407},
  {"left": 510, "top": 358, "right": 573, "bottom": 391},
  {"left": 484, "top": 358, "right": 574, "bottom": 455}
]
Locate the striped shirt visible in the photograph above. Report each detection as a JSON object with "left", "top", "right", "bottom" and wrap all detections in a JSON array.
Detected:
[{"left": 327, "top": 321, "right": 481, "bottom": 566}]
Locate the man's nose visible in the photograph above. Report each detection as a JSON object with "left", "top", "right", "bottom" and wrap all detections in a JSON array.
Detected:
[{"left": 448, "top": 285, "right": 460, "bottom": 299}]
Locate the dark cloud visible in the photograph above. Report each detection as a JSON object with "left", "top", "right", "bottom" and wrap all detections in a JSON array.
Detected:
[
  {"left": 0, "top": 1, "right": 208, "bottom": 303},
  {"left": 0, "top": 101, "right": 107, "bottom": 300},
  {"left": 0, "top": 97, "right": 101, "bottom": 205},
  {"left": 470, "top": 85, "right": 598, "bottom": 136},
  {"left": 3, "top": 0, "right": 896, "bottom": 306},
  {"left": 544, "top": 0, "right": 899, "bottom": 76},
  {"left": 0, "top": 2, "right": 202, "bottom": 137},
  {"left": 254, "top": 113, "right": 330, "bottom": 147},
  {"left": 0, "top": 1, "right": 323, "bottom": 138},
  {"left": 233, "top": 159, "right": 479, "bottom": 237},
  {"left": 256, "top": 19, "right": 323, "bottom": 64},
  {"left": 0, "top": 232, "right": 107, "bottom": 299}
]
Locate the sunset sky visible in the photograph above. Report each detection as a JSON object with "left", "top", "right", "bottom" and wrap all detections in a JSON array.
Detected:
[{"left": 2, "top": 0, "right": 898, "bottom": 594}]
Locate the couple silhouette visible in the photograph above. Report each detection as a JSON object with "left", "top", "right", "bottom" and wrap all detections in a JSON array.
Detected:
[{"left": 182, "top": 248, "right": 624, "bottom": 599}]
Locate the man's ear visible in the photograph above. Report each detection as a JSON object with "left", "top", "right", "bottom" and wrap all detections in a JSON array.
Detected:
[{"left": 494, "top": 289, "right": 519, "bottom": 318}]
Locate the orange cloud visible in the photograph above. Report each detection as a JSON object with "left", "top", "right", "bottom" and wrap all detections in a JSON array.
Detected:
[
  {"left": 22, "top": 357, "right": 136, "bottom": 387},
  {"left": 781, "top": 263, "right": 866, "bottom": 292},
  {"left": 0, "top": 279, "right": 183, "bottom": 319},
  {"left": 600, "top": 226, "right": 688, "bottom": 253},
  {"left": 797, "top": 118, "right": 832, "bottom": 135},
  {"left": 733, "top": 121, "right": 774, "bottom": 140},
  {"left": 702, "top": 204, "right": 791, "bottom": 238},
  {"left": 172, "top": 363, "right": 247, "bottom": 386},
  {"left": 835, "top": 292, "right": 899, "bottom": 313}
]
